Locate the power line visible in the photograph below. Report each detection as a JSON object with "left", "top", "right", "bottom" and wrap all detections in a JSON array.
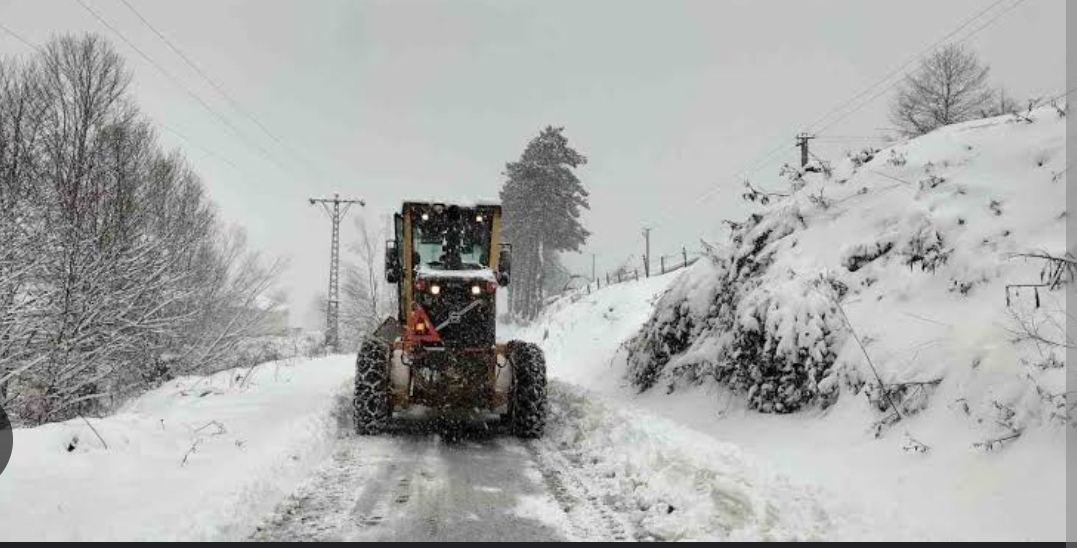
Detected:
[
  {"left": 648, "top": 141, "right": 794, "bottom": 227},
  {"left": 0, "top": 21, "right": 42, "bottom": 53},
  {"left": 74, "top": 0, "right": 294, "bottom": 175},
  {"left": 159, "top": 123, "right": 239, "bottom": 169},
  {"left": 1043, "top": 85, "right": 1077, "bottom": 105},
  {"left": 815, "top": 135, "right": 892, "bottom": 140},
  {"left": 649, "top": 0, "right": 1030, "bottom": 228},
  {"left": 813, "top": 0, "right": 1029, "bottom": 136},
  {"left": 0, "top": 16, "right": 248, "bottom": 176},
  {"left": 803, "top": 0, "right": 1011, "bottom": 136},
  {"left": 118, "top": 0, "right": 320, "bottom": 178}
]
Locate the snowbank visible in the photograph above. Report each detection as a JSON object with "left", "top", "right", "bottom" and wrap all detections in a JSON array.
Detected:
[
  {"left": 543, "top": 380, "right": 906, "bottom": 541},
  {"left": 0, "top": 355, "right": 355, "bottom": 541},
  {"left": 516, "top": 264, "right": 1065, "bottom": 540},
  {"left": 503, "top": 272, "right": 682, "bottom": 391}
]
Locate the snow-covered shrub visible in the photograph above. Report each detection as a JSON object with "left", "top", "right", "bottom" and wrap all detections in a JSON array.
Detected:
[
  {"left": 726, "top": 275, "right": 845, "bottom": 413},
  {"left": 887, "top": 149, "right": 908, "bottom": 167},
  {"left": 841, "top": 241, "right": 894, "bottom": 272},
  {"left": 626, "top": 207, "right": 844, "bottom": 413},
  {"left": 628, "top": 184, "right": 954, "bottom": 416},
  {"left": 730, "top": 207, "right": 805, "bottom": 279},
  {"left": 848, "top": 147, "right": 879, "bottom": 168},
  {"left": 898, "top": 216, "right": 951, "bottom": 272},
  {"left": 918, "top": 174, "right": 946, "bottom": 191},
  {"left": 865, "top": 379, "right": 942, "bottom": 419},
  {"left": 626, "top": 296, "right": 701, "bottom": 391},
  {"left": 778, "top": 164, "right": 808, "bottom": 192},
  {"left": 802, "top": 158, "right": 833, "bottom": 179}
]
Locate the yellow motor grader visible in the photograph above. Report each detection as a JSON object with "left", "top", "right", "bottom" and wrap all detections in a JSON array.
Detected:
[{"left": 353, "top": 201, "right": 547, "bottom": 438}]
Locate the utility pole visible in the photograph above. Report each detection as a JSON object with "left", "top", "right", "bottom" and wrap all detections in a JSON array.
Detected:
[
  {"left": 641, "top": 228, "right": 652, "bottom": 277},
  {"left": 796, "top": 133, "right": 816, "bottom": 168},
  {"left": 309, "top": 193, "right": 365, "bottom": 352},
  {"left": 592, "top": 254, "right": 596, "bottom": 283}
]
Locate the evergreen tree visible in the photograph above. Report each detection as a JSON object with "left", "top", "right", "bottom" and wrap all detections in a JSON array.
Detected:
[{"left": 500, "top": 127, "right": 589, "bottom": 320}]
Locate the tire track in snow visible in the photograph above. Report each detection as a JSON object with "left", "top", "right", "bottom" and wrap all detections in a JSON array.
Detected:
[
  {"left": 250, "top": 424, "right": 576, "bottom": 542},
  {"left": 249, "top": 436, "right": 418, "bottom": 541},
  {"left": 526, "top": 440, "right": 644, "bottom": 541},
  {"left": 344, "top": 436, "right": 436, "bottom": 539}
]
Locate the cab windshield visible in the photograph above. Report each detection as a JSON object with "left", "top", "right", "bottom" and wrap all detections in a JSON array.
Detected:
[{"left": 412, "top": 206, "right": 491, "bottom": 271}]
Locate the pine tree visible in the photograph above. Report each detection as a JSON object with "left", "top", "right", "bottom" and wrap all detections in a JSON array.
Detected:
[{"left": 500, "top": 127, "right": 589, "bottom": 320}]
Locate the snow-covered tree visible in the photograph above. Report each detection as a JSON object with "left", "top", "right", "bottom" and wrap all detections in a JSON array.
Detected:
[
  {"left": 500, "top": 127, "right": 590, "bottom": 320},
  {"left": 338, "top": 215, "right": 396, "bottom": 351},
  {"left": 0, "top": 35, "right": 283, "bottom": 424}
]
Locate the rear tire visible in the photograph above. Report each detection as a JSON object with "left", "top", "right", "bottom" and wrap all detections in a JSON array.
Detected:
[
  {"left": 354, "top": 339, "right": 391, "bottom": 435},
  {"left": 508, "top": 341, "right": 547, "bottom": 439}
]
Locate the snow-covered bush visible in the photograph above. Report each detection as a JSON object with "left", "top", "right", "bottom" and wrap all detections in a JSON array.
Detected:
[
  {"left": 898, "top": 216, "right": 951, "bottom": 272},
  {"left": 848, "top": 147, "right": 880, "bottom": 168},
  {"left": 840, "top": 213, "right": 951, "bottom": 275},
  {"left": 625, "top": 258, "right": 722, "bottom": 392},
  {"left": 778, "top": 164, "right": 808, "bottom": 192},
  {"left": 918, "top": 174, "right": 946, "bottom": 191},
  {"left": 726, "top": 275, "right": 845, "bottom": 413},
  {"left": 887, "top": 149, "right": 908, "bottom": 167},
  {"left": 626, "top": 206, "right": 844, "bottom": 413},
  {"left": 841, "top": 241, "right": 894, "bottom": 272}
]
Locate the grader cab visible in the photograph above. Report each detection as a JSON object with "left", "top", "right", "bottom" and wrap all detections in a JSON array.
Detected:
[{"left": 352, "top": 201, "right": 547, "bottom": 438}]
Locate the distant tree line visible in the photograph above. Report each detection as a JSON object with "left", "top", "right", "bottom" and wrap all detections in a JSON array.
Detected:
[{"left": 0, "top": 35, "right": 283, "bottom": 424}]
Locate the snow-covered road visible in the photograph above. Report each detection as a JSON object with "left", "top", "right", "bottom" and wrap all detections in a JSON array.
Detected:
[
  {"left": 250, "top": 416, "right": 637, "bottom": 542},
  {"left": 248, "top": 377, "right": 865, "bottom": 542}
]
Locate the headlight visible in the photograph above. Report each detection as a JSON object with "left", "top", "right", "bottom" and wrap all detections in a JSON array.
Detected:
[
  {"left": 430, "top": 284, "right": 441, "bottom": 296},
  {"left": 471, "top": 284, "right": 482, "bottom": 295}
]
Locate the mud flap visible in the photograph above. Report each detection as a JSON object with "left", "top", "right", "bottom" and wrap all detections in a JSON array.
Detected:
[{"left": 373, "top": 316, "right": 403, "bottom": 344}]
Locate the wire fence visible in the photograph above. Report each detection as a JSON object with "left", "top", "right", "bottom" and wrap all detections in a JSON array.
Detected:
[{"left": 552, "top": 247, "right": 706, "bottom": 302}]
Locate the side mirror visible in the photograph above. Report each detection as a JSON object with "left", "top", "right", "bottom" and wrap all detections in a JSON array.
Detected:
[
  {"left": 497, "top": 247, "right": 512, "bottom": 286},
  {"left": 385, "top": 241, "right": 400, "bottom": 284}
]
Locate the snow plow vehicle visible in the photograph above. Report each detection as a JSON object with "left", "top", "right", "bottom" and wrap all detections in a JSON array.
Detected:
[{"left": 353, "top": 201, "right": 547, "bottom": 438}]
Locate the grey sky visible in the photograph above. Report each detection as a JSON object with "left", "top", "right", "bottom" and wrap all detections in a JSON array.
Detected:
[{"left": 0, "top": 0, "right": 1066, "bottom": 327}]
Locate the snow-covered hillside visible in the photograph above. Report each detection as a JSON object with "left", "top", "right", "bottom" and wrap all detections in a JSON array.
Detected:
[
  {"left": 513, "top": 107, "right": 1067, "bottom": 541},
  {"left": 627, "top": 106, "right": 1068, "bottom": 431}
]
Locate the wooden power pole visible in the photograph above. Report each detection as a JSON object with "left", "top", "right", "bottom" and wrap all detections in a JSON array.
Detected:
[
  {"left": 310, "top": 193, "right": 365, "bottom": 351},
  {"left": 642, "top": 227, "right": 652, "bottom": 277},
  {"left": 796, "top": 133, "right": 816, "bottom": 168}
]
